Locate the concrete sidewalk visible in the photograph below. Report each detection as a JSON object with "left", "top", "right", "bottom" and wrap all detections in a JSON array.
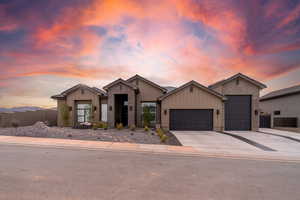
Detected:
[{"left": 1, "top": 135, "right": 300, "bottom": 162}]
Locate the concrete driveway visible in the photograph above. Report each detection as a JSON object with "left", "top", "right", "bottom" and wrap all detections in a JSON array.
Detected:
[
  {"left": 172, "top": 131, "right": 261, "bottom": 154},
  {"left": 226, "top": 130, "right": 300, "bottom": 154},
  {"left": 172, "top": 130, "right": 300, "bottom": 158}
]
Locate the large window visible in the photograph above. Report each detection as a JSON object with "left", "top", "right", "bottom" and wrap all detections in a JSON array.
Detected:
[
  {"left": 141, "top": 102, "right": 156, "bottom": 127},
  {"left": 77, "top": 103, "right": 92, "bottom": 123}
]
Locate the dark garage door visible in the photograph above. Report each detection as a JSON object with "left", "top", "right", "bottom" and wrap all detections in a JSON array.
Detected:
[
  {"left": 225, "top": 95, "right": 251, "bottom": 130},
  {"left": 170, "top": 109, "right": 213, "bottom": 131}
]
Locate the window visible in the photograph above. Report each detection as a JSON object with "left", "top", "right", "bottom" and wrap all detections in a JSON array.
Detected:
[
  {"left": 77, "top": 103, "right": 92, "bottom": 123},
  {"left": 274, "top": 110, "right": 281, "bottom": 115},
  {"left": 101, "top": 104, "right": 108, "bottom": 122},
  {"left": 141, "top": 102, "right": 156, "bottom": 127}
]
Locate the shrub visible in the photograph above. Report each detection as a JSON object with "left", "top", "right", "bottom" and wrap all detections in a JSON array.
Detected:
[
  {"left": 160, "top": 134, "right": 168, "bottom": 143},
  {"left": 130, "top": 124, "right": 136, "bottom": 131},
  {"left": 144, "top": 125, "right": 150, "bottom": 132},
  {"left": 103, "top": 123, "right": 108, "bottom": 130},
  {"left": 116, "top": 123, "right": 123, "bottom": 130},
  {"left": 92, "top": 121, "right": 108, "bottom": 130},
  {"left": 142, "top": 106, "right": 155, "bottom": 127},
  {"left": 156, "top": 128, "right": 164, "bottom": 137},
  {"left": 11, "top": 120, "right": 19, "bottom": 128},
  {"left": 156, "top": 128, "right": 168, "bottom": 143}
]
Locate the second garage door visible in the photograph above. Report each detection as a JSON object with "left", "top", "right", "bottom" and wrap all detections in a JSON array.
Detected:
[
  {"left": 170, "top": 109, "right": 213, "bottom": 131},
  {"left": 225, "top": 95, "right": 251, "bottom": 130}
]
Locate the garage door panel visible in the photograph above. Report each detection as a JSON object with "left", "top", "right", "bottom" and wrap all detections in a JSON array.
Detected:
[
  {"left": 170, "top": 109, "right": 213, "bottom": 131},
  {"left": 225, "top": 95, "right": 251, "bottom": 131}
]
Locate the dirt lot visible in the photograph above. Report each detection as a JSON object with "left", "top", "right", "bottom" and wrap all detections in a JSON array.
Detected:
[{"left": 0, "top": 122, "right": 181, "bottom": 145}]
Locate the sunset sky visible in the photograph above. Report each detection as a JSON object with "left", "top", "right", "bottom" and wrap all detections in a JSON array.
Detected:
[{"left": 0, "top": 0, "right": 300, "bottom": 108}]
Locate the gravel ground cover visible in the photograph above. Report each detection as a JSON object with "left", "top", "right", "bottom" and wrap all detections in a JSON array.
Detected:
[{"left": 0, "top": 122, "right": 181, "bottom": 145}]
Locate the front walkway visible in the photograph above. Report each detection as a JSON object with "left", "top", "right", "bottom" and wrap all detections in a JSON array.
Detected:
[{"left": 1, "top": 135, "right": 300, "bottom": 162}]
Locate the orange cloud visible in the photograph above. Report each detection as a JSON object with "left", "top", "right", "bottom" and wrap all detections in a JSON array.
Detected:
[
  {"left": 277, "top": 3, "right": 300, "bottom": 28},
  {"left": 174, "top": 0, "right": 246, "bottom": 51},
  {"left": 8, "top": 65, "right": 131, "bottom": 80}
]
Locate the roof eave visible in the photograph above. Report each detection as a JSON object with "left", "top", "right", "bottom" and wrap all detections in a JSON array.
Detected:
[{"left": 126, "top": 74, "right": 167, "bottom": 92}]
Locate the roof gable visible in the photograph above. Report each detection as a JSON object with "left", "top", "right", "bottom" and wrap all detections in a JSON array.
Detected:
[
  {"left": 159, "top": 80, "right": 225, "bottom": 101},
  {"left": 126, "top": 74, "right": 167, "bottom": 92},
  {"left": 103, "top": 78, "right": 137, "bottom": 91},
  {"left": 209, "top": 73, "right": 267, "bottom": 89},
  {"left": 51, "top": 84, "right": 106, "bottom": 99}
]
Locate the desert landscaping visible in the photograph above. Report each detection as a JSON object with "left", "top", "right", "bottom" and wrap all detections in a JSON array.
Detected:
[{"left": 0, "top": 122, "right": 181, "bottom": 146}]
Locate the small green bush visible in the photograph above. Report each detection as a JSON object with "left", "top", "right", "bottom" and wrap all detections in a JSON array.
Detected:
[
  {"left": 93, "top": 121, "right": 108, "bottom": 130},
  {"left": 103, "top": 123, "right": 108, "bottom": 130},
  {"left": 130, "top": 124, "right": 136, "bottom": 131},
  {"left": 156, "top": 128, "right": 164, "bottom": 137},
  {"left": 116, "top": 123, "right": 123, "bottom": 130},
  {"left": 160, "top": 134, "right": 168, "bottom": 143},
  {"left": 156, "top": 128, "right": 168, "bottom": 143},
  {"left": 144, "top": 125, "right": 150, "bottom": 132},
  {"left": 11, "top": 120, "right": 19, "bottom": 128}
]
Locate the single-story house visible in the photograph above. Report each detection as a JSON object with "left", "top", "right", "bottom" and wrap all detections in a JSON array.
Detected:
[
  {"left": 51, "top": 73, "right": 266, "bottom": 131},
  {"left": 260, "top": 84, "right": 300, "bottom": 128}
]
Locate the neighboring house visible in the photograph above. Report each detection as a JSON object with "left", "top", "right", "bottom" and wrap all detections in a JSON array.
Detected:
[
  {"left": 51, "top": 73, "right": 266, "bottom": 131},
  {"left": 260, "top": 84, "right": 300, "bottom": 128}
]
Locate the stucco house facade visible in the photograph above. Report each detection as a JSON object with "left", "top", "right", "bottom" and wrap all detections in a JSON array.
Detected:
[
  {"left": 51, "top": 73, "right": 266, "bottom": 131},
  {"left": 260, "top": 84, "right": 300, "bottom": 128}
]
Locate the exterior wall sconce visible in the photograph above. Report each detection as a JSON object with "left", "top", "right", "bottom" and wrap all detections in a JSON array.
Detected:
[
  {"left": 164, "top": 109, "right": 167, "bottom": 115},
  {"left": 69, "top": 106, "right": 72, "bottom": 111},
  {"left": 109, "top": 106, "right": 112, "bottom": 111},
  {"left": 216, "top": 109, "right": 220, "bottom": 115},
  {"left": 255, "top": 109, "right": 258, "bottom": 115},
  {"left": 93, "top": 106, "right": 97, "bottom": 111},
  {"left": 129, "top": 106, "right": 133, "bottom": 111}
]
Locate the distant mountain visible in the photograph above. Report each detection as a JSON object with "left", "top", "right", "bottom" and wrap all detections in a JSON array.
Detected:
[
  {"left": 0, "top": 106, "right": 45, "bottom": 113},
  {"left": 163, "top": 86, "right": 177, "bottom": 93}
]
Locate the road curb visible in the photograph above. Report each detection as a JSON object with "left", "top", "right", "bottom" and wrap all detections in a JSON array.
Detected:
[{"left": 1, "top": 136, "right": 300, "bottom": 163}]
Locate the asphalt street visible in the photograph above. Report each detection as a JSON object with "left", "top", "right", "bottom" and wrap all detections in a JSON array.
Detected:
[{"left": 1, "top": 144, "right": 300, "bottom": 200}]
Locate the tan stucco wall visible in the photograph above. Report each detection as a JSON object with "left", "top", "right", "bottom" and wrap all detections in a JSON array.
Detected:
[
  {"left": 107, "top": 82, "right": 136, "bottom": 128},
  {"left": 212, "top": 78, "right": 260, "bottom": 131},
  {"left": 129, "top": 79, "right": 164, "bottom": 127},
  {"left": 161, "top": 85, "right": 224, "bottom": 131},
  {"left": 0, "top": 110, "right": 57, "bottom": 128},
  {"left": 57, "top": 88, "right": 102, "bottom": 127},
  {"left": 57, "top": 99, "right": 67, "bottom": 127},
  {"left": 260, "top": 94, "right": 300, "bottom": 128}
]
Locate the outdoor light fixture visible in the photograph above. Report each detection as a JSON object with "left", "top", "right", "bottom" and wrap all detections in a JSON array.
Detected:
[
  {"left": 69, "top": 106, "right": 72, "bottom": 111},
  {"left": 216, "top": 109, "right": 220, "bottom": 115},
  {"left": 93, "top": 106, "right": 97, "bottom": 111},
  {"left": 109, "top": 106, "right": 112, "bottom": 111},
  {"left": 129, "top": 106, "right": 133, "bottom": 111},
  {"left": 164, "top": 109, "right": 167, "bottom": 115},
  {"left": 255, "top": 109, "right": 258, "bottom": 115}
]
